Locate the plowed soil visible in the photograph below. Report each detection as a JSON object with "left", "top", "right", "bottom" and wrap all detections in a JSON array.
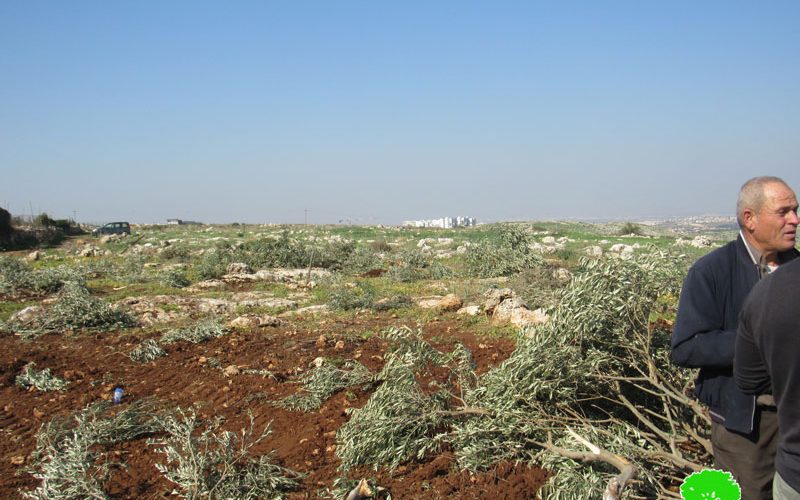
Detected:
[{"left": 0, "top": 313, "right": 550, "bottom": 499}]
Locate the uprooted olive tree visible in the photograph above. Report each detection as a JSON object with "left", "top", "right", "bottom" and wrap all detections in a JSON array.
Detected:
[
  {"left": 451, "top": 251, "right": 708, "bottom": 499},
  {"left": 296, "top": 251, "right": 710, "bottom": 499}
]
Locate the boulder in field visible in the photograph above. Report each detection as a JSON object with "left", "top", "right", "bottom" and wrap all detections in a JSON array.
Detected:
[
  {"left": 417, "top": 297, "right": 443, "bottom": 309},
  {"left": 482, "top": 288, "right": 515, "bottom": 314},
  {"left": 584, "top": 245, "right": 603, "bottom": 257},
  {"left": 228, "top": 314, "right": 283, "bottom": 329},
  {"left": 492, "top": 297, "right": 549, "bottom": 328},
  {"left": 457, "top": 305, "right": 481, "bottom": 316},
  {"left": 553, "top": 268, "right": 572, "bottom": 282},
  {"left": 9, "top": 306, "right": 44, "bottom": 326},
  {"left": 437, "top": 294, "right": 463, "bottom": 311},
  {"left": 609, "top": 243, "right": 634, "bottom": 260},
  {"left": 226, "top": 262, "right": 252, "bottom": 274}
]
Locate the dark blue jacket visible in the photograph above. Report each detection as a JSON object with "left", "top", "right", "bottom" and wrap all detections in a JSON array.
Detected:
[{"left": 671, "top": 235, "right": 798, "bottom": 433}]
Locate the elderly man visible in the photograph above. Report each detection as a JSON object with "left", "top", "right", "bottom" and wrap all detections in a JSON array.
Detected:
[
  {"left": 672, "top": 176, "right": 799, "bottom": 499},
  {"left": 736, "top": 257, "right": 800, "bottom": 499}
]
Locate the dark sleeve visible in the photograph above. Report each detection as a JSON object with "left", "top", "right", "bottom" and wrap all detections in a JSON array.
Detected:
[
  {"left": 671, "top": 265, "right": 736, "bottom": 368},
  {"left": 734, "top": 297, "right": 770, "bottom": 395}
]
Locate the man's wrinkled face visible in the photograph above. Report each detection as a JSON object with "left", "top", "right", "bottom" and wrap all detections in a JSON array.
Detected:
[{"left": 748, "top": 182, "right": 799, "bottom": 255}]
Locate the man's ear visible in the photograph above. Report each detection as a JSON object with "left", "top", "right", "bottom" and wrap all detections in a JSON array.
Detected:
[{"left": 742, "top": 208, "right": 757, "bottom": 232}]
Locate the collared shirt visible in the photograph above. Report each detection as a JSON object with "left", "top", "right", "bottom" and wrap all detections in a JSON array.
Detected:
[
  {"left": 740, "top": 231, "right": 778, "bottom": 278},
  {"left": 739, "top": 231, "right": 779, "bottom": 407}
]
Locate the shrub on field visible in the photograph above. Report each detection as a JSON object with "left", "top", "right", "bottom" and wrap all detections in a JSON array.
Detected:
[
  {"left": 119, "top": 254, "right": 152, "bottom": 283},
  {"left": 464, "top": 225, "right": 544, "bottom": 277},
  {"left": 372, "top": 294, "right": 413, "bottom": 311},
  {"left": 239, "top": 231, "right": 355, "bottom": 270},
  {"left": 159, "top": 243, "right": 191, "bottom": 261},
  {"left": 150, "top": 408, "right": 301, "bottom": 499},
  {"left": 507, "top": 265, "right": 564, "bottom": 310},
  {"left": 340, "top": 246, "right": 382, "bottom": 275},
  {"left": 554, "top": 247, "right": 578, "bottom": 266},
  {"left": 23, "top": 400, "right": 165, "bottom": 499},
  {"left": 12, "top": 282, "right": 136, "bottom": 338},
  {"left": 313, "top": 239, "right": 358, "bottom": 270},
  {"left": 161, "top": 268, "right": 190, "bottom": 288},
  {"left": 327, "top": 280, "right": 376, "bottom": 310},
  {"left": 336, "top": 327, "right": 476, "bottom": 471},
  {"left": 31, "top": 226, "right": 67, "bottom": 247},
  {"left": 276, "top": 360, "right": 374, "bottom": 412},
  {"left": 234, "top": 237, "right": 290, "bottom": 268},
  {"left": 369, "top": 239, "right": 393, "bottom": 253},
  {"left": 192, "top": 232, "right": 359, "bottom": 277},
  {"left": 194, "top": 247, "right": 231, "bottom": 280},
  {"left": 0, "top": 256, "right": 83, "bottom": 297},
  {"left": 618, "top": 222, "right": 644, "bottom": 236},
  {"left": 386, "top": 250, "right": 455, "bottom": 282},
  {"left": 386, "top": 250, "right": 432, "bottom": 282},
  {"left": 75, "top": 258, "right": 116, "bottom": 279},
  {"left": 428, "top": 261, "right": 455, "bottom": 279},
  {"left": 160, "top": 319, "right": 227, "bottom": 344},
  {"left": 33, "top": 213, "right": 84, "bottom": 235},
  {"left": 15, "top": 362, "right": 69, "bottom": 392},
  {"left": 1, "top": 257, "right": 43, "bottom": 293},
  {"left": 451, "top": 251, "right": 701, "bottom": 497},
  {"left": 130, "top": 338, "right": 167, "bottom": 363}
]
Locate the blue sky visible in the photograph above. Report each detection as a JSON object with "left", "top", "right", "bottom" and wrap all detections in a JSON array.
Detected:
[{"left": 2, "top": 1, "right": 799, "bottom": 224}]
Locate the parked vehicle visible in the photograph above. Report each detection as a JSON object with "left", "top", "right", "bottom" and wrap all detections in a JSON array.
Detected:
[{"left": 92, "top": 222, "right": 131, "bottom": 236}]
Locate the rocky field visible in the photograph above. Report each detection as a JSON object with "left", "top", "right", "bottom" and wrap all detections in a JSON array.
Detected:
[{"left": 0, "top": 221, "right": 721, "bottom": 499}]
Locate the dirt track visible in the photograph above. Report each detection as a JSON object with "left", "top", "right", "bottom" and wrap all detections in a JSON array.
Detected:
[{"left": 0, "top": 314, "right": 549, "bottom": 499}]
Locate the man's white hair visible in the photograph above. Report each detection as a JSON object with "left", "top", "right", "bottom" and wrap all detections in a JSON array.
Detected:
[{"left": 736, "top": 176, "right": 790, "bottom": 228}]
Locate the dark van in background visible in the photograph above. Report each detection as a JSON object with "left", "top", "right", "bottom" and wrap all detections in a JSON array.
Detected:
[{"left": 92, "top": 222, "right": 131, "bottom": 236}]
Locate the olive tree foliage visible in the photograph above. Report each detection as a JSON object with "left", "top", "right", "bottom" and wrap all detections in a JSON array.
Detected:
[
  {"left": 22, "top": 400, "right": 165, "bottom": 500},
  {"left": 454, "top": 251, "right": 706, "bottom": 498},
  {"left": 193, "top": 231, "right": 359, "bottom": 280},
  {"left": 333, "top": 251, "right": 707, "bottom": 498},
  {"left": 150, "top": 408, "right": 301, "bottom": 499},
  {"left": 275, "top": 360, "right": 374, "bottom": 412},
  {"left": 464, "top": 225, "right": 544, "bottom": 278},
  {"left": 7, "top": 282, "right": 136, "bottom": 339},
  {"left": 386, "top": 249, "right": 453, "bottom": 282},
  {"left": 22, "top": 401, "right": 299, "bottom": 500},
  {"left": 336, "top": 327, "right": 480, "bottom": 472},
  {"left": 16, "top": 362, "right": 69, "bottom": 392},
  {"left": 0, "top": 256, "right": 83, "bottom": 297}
]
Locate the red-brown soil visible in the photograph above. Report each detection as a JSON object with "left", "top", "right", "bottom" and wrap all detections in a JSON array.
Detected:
[{"left": 0, "top": 313, "right": 549, "bottom": 499}]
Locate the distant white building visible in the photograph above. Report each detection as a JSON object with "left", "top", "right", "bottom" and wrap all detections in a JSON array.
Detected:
[
  {"left": 166, "top": 219, "right": 202, "bottom": 225},
  {"left": 402, "top": 216, "right": 476, "bottom": 228}
]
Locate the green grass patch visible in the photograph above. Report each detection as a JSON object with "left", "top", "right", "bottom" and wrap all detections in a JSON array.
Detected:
[
  {"left": 0, "top": 299, "right": 37, "bottom": 322},
  {"left": 456, "top": 314, "right": 519, "bottom": 338}
]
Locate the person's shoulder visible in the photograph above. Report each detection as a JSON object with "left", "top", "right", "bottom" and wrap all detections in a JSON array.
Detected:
[
  {"left": 770, "top": 255, "right": 800, "bottom": 282},
  {"left": 688, "top": 239, "right": 739, "bottom": 274},
  {"left": 745, "top": 255, "right": 800, "bottom": 309}
]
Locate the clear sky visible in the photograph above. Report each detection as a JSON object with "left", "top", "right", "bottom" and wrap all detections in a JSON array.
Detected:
[{"left": 2, "top": 1, "right": 799, "bottom": 225}]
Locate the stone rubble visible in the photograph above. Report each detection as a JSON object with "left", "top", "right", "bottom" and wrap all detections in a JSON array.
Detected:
[{"left": 674, "top": 235, "right": 714, "bottom": 248}]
